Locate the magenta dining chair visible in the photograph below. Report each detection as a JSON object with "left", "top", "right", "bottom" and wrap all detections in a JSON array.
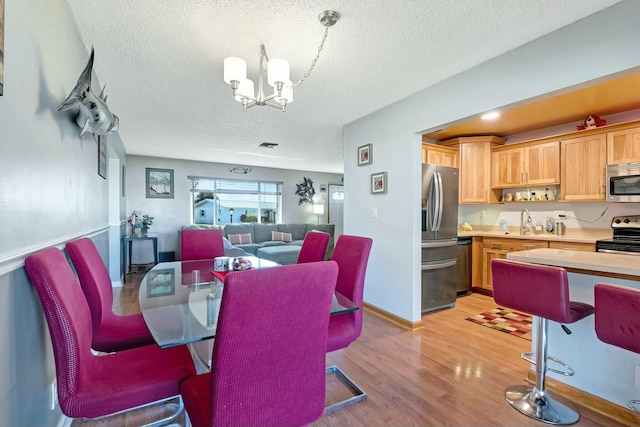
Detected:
[
  {"left": 181, "top": 229, "right": 225, "bottom": 261},
  {"left": 297, "top": 231, "right": 331, "bottom": 263},
  {"left": 491, "top": 259, "right": 593, "bottom": 425},
  {"left": 66, "top": 238, "right": 155, "bottom": 352},
  {"left": 325, "top": 234, "right": 373, "bottom": 412},
  {"left": 181, "top": 261, "right": 338, "bottom": 427},
  {"left": 24, "top": 247, "right": 196, "bottom": 424},
  {"left": 594, "top": 283, "right": 640, "bottom": 412}
]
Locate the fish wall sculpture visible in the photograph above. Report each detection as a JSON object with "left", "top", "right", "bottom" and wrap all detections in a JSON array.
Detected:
[{"left": 57, "top": 48, "right": 119, "bottom": 137}]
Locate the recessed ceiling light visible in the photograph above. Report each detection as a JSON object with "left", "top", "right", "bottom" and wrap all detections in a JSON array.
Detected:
[{"left": 481, "top": 111, "right": 500, "bottom": 120}]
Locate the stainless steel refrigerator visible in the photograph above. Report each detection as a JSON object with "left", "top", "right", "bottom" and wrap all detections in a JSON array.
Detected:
[{"left": 421, "top": 164, "right": 459, "bottom": 313}]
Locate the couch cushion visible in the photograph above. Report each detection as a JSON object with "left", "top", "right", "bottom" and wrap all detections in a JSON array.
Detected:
[
  {"left": 256, "top": 246, "right": 301, "bottom": 265},
  {"left": 233, "top": 243, "right": 261, "bottom": 255},
  {"left": 261, "top": 241, "right": 288, "bottom": 248},
  {"left": 277, "top": 224, "right": 307, "bottom": 241},
  {"left": 307, "top": 223, "right": 335, "bottom": 235},
  {"left": 228, "top": 233, "right": 252, "bottom": 245},
  {"left": 271, "top": 231, "right": 293, "bottom": 243},
  {"left": 253, "top": 224, "right": 278, "bottom": 243},
  {"left": 223, "top": 224, "right": 254, "bottom": 242}
]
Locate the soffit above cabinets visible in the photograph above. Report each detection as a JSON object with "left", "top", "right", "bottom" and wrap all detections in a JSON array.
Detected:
[{"left": 423, "top": 72, "right": 640, "bottom": 142}]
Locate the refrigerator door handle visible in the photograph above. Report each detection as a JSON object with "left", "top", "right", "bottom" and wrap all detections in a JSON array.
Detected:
[
  {"left": 421, "top": 259, "right": 457, "bottom": 270},
  {"left": 433, "top": 172, "right": 442, "bottom": 231},
  {"left": 435, "top": 171, "right": 444, "bottom": 231},
  {"left": 428, "top": 173, "right": 437, "bottom": 231},
  {"left": 421, "top": 239, "right": 458, "bottom": 248}
]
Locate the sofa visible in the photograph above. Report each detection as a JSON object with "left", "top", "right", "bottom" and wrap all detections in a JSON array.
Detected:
[{"left": 179, "top": 223, "right": 335, "bottom": 265}]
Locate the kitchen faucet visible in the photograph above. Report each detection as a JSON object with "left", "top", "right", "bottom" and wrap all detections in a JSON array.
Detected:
[{"left": 520, "top": 209, "right": 532, "bottom": 235}]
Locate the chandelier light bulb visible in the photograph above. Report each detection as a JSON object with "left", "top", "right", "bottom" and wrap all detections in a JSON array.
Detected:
[
  {"left": 234, "top": 79, "right": 255, "bottom": 102},
  {"left": 267, "top": 59, "right": 290, "bottom": 87}
]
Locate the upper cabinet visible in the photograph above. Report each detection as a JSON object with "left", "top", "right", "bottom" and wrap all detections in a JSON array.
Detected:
[
  {"left": 491, "top": 141, "right": 559, "bottom": 189},
  {"left": 439, "top": 136, "right": 505, "bottom": 204},
  {"left": 561, "top": 133, "right": 607, "bottom": 201},
  {"left": 422, "top": 143, "right": 458, "bottom": 167},
  {"left": 607, "top": 126, "right": 640, "bottom": 165}
]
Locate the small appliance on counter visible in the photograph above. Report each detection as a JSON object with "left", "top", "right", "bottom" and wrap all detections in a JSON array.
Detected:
[
  {"left": 421, "top": 163, "right": 459, "bottom": 313},
  {"left": 596, "top": 215, "right": 640, "bottom": 254}
]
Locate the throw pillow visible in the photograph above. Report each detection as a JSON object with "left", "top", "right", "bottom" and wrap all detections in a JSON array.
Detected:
[
  {"left": 271, "top": 231, "right": 293, "bottom": 243},
  {"left": 228, "top": 233, "right": 252, "bottom": 245}
]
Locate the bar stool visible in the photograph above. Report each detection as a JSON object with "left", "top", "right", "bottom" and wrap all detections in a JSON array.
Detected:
[
  {"left": 594, "top": 283, "right": 640, "bottom": 412},
  {"left": 491, "top": 259, "right": 594, "bottom": 425}
]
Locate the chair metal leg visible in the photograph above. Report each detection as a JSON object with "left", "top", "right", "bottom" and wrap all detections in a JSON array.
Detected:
[
  {"left": 504, "top": 317, "right": 580, "bottom": 425},
  {"left": 629, "top": 400, "right": 640, "bottom": 412},
  {"left": 83, "top": 395, "right": 184, "bottom": 427},
  {"left": 325, "top": 365, "right": 367, "bottom": 413}
]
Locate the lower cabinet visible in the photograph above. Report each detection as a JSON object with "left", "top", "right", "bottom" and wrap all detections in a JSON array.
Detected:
[{"left": 479, "top": 237, "right": 549, "bottom": 290}]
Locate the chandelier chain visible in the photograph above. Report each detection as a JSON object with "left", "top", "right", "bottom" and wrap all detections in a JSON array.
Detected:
[{"left": 294, "top": 24, "right": 331, "bottom": 88}]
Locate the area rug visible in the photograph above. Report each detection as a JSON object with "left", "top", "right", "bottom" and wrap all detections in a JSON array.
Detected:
[{"left": 465, "top": 307, "right": 532, "bottom": 341}]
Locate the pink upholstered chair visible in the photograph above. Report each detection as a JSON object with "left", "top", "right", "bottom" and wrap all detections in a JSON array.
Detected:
[
  {"left": 181, "top": 229, "right": 225, "bottom": 261},
  {"left": 297, "top": 230, "right": 331, "bottom": 263},
  {"left": 594, "top": 283, "right": 640, "bottom": 412},
  {"left": 181, "top": 261, "right": 338, "bottom": 427},
  {"left": 66, "top": 238, "right": 155, "bottom": 352},
  {"left": 325, "top": 234, "right": 373, "bottom": 412},
  {"left": 24, "top": 248, "right": 196, "bottom": 424},
  {"left": 491, "top": 259, "right": 594, "bottom": 425}
]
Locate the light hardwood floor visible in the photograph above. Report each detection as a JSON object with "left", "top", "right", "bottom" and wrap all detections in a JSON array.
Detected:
[{"left": 73, "top": 273, "right": 626, "bottom": 427}]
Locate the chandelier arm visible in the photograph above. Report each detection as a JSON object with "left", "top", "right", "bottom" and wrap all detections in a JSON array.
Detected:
[{"left": 265, "top": 100, "right": 286, "bottom": 112}]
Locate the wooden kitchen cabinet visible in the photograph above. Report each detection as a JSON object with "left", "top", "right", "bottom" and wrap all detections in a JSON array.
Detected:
[
  {"left": 440, "top": 136, "right": 505, "bottom": 204},
  {"left": 560, "top": 133, "right": 607, "bottom": 201},
  {"left": 480, "top": 238, "right": 548, "bottom": 290},
  {"left": 422, "top": 143, "right": 458, "bottom": 167},
  {"left": 548, "top": 241, "right": 595, "bottom": 251},
  {"left": 607, "top": 126, "right": 640, "bottom": 165},
  {"left": 492, "top": 141, "right": 559, "bottom": 188}
]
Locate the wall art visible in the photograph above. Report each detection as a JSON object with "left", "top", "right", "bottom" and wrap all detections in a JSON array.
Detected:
[
  {"left": 98, "top": 136, "right": 107, "bottom": 179},
  {"left": 358, "top": 143, "right": 372, "bottom": 166},
  {"left": 146, "top": 167, "right": 174, "bottom": 199},
  {"left": 295, "top": 176, "right": 316, "bottom": 205},
  {"left": 371, "top": 171, "right": 387, "bottom": 194}
]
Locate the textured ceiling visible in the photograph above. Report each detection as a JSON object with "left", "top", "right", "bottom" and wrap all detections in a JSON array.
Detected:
[{"left": 65, "top": 0, "right": 622, "bottom": 173}]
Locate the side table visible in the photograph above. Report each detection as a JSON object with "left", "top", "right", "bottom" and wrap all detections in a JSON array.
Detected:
[{"left": 123, "top": 234, "right": 158, "bottom": 282}]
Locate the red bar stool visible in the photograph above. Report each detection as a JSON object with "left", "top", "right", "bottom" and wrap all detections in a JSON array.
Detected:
[
  {"left": 594, "top": 283, "right": 640, "bottom": 412},
  {"left": 491, "top": 259, "right": 594, "bottom": 425}
]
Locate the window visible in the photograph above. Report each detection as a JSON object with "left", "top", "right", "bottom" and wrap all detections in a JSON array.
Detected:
[{"left": 189, "top": 176, "right": 282, "bottom": 225}]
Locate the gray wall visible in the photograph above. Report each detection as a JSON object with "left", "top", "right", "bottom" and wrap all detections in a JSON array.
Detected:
[
  {"left": 0, "top": 0, "right": 124, "bottom": 425},
  {"left": 343, "top": 0, "right": 640, "bottom": 322},
  {"left": 125, "top": 155, "right": 342, "bottom": 263}
]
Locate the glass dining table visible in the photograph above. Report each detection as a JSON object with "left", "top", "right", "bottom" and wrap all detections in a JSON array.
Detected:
[{"left": 138, "top": 256, "right": 358, "bottom": 349}]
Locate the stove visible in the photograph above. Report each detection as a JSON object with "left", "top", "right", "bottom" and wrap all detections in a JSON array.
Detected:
[{"left": 596, "top": 215, "right": 640, "bottom": 255}]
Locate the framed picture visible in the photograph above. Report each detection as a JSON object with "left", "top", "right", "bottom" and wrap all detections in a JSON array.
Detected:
[
  {"left": 371, "top": 171, "right": 387, "bottom": 194},
  {"left": 98, "top": 136, "right": 107, "bottom": 179},
  {"left": 146, "top": 269, "right": 176, "bottom": 298},
  {"left": 358, "top": 143, "right": 372, "bottom": 166},
  {"left": 146, "top": 167, "right": 174, "bottom": 199}
]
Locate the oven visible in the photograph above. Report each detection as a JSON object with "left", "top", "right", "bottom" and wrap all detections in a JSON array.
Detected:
[
  {"left": 596, "top": 215, "right": 640, "bottom": 255},
  {"left": 606, "top": 163, "right": 640, "bottom": 202}
]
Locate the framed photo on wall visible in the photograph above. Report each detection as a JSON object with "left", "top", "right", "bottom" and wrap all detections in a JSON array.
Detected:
[
  {"left": 146, "top": 167, "right": 174, "bottom": 199},
  {"left": 98, "top": 136, "right": 107, "bottom": 179},
  {"left": 358, "top": 143, "right": 372, "bottom": 166},
  {"left": 371, "top": 171, "right": 387, "bottom": 194}
]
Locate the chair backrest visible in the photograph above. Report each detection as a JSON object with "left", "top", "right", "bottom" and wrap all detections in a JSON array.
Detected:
[
  {"left": 24, "top": 248, "right": 93, "bottom": 415},
  {"left": 491, "top": 259, "right": 574, "bottom": 323},
  {"left": 210, "top": 261, "right": 338, "bottom": 427},
  {"left": 66, "top": 238, "right": 113, "bottom": 335},
  {"left": 297, "top": 231, "right": 331, "bottom": 263},
  {"left": 330, "top": 235, "right": 373, "bottom": 332},
  {"left": 181, "top": 229, "right": 225, "bottom": 261},
  {"left": 595, "top": 283, "right": 640, "bottom": 354}
]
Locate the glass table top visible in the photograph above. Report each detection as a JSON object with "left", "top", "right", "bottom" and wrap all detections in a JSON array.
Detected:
[{"left": 139, "top": 257, "right": 358, "bottom": 348}]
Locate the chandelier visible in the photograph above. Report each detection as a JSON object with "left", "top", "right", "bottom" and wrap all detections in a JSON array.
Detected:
[{"left": 223, "top": 10, "right": 339, "bottom": 112}]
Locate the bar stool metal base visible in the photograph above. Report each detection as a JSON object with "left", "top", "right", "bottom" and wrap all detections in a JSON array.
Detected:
[{"left": 505, "top": 384, "right": 579, "bottom": 425}]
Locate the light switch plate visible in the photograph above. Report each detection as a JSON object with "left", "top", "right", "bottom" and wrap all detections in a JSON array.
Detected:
[{"left": 371, "top": 207, "right": 378, "bottom": 218}]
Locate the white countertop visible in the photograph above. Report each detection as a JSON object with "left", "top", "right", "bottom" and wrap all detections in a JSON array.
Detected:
[
  {"left": 507, "top": 248, "right": 640, "bottom": 278},
  {"left": 458, "top": 227, "right": 611, "bottom": 243}
]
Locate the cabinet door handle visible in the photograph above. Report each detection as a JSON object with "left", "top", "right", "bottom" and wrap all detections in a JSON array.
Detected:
[{"left": 521, "top": 172, "right": 524, "bottom": 184}]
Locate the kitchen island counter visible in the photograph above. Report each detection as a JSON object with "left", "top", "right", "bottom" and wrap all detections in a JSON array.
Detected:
[{"left": 504, "top": 248, "right": 640, "bottom": 419}]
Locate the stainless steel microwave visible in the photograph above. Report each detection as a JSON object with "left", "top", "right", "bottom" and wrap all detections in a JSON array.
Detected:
[{"left": 606, "top": 163, "right": 640, "bottom": 202}]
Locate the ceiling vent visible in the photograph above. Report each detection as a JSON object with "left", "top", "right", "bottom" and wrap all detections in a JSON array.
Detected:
[{"left": 258, "top": 142, "right": 279, "bottom": 148}]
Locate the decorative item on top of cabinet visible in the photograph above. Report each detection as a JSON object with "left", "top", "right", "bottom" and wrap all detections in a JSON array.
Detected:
[
  {"left": 439, "top": 136, "right": 505, "bottom": 204},
  {"left": 421, "top": 143, "right": 458, "bottom": 167},
  {"left": 607, "top": 126, "right": 640, "bottom": 165},
  {"left": 492, "top": 141, "right": 560, "bottom": 189},
  {"left": 560, "top": 133, "right": 606, "bottom": 201}
]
